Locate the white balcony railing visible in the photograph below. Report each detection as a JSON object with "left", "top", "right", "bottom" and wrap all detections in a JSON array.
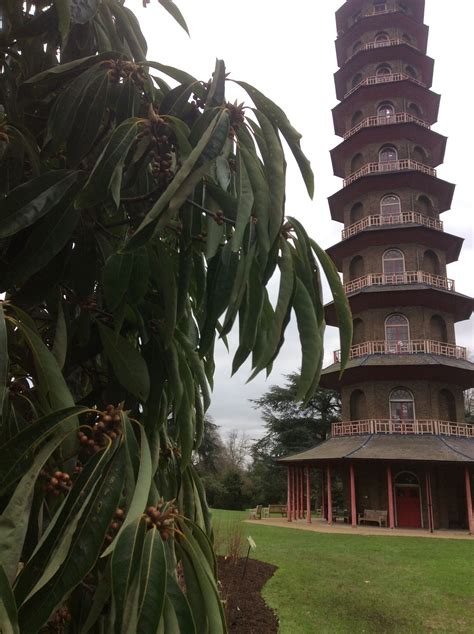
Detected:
[
  {"left": 332, "top": 339, "right": 467, "bottom": 363},
  {"left": 345, "top": 271, "right": 455, "bottom": 295},
  {"left": 344, "top": 159, "right": 436, "bottom": 187},
  {"left": 344, "top": 72, "right": 427, "bottom": 99},
  {"left": 332, "top": 419, "right": 474, "bottom": 438},
  {"left": 343, "top": 112, "right": 430, "bottom": 140},
  {"left": 341, "top": 211, "right": 443, "bottom": 239},
  {"left": 347, "top": 38, "right": 418, "bottom": 61}
]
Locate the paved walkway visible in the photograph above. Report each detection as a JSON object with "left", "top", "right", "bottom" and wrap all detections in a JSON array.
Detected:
[{"left": 245, "top": 516, "right": 474, "bottom": 540}]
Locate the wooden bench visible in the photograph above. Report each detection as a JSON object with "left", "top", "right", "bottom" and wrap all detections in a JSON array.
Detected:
[
  {"left": 267, "top": 504, "right": 287, "bottom": 517},
  {"left": 358, "top": 509, "right": 388, "bottom": 527},
  {"left": 248, "top": 505, "right": 262, "bottom": 520},
  {"left": 333, "top": 508, "right": 349, "bottom": 523}
]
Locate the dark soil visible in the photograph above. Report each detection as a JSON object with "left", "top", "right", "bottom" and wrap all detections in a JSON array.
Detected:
[{"left": 217, "top": 555, "right": 279, "bottom": 633}]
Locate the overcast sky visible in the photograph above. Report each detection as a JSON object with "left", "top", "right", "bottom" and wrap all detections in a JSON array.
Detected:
[{"left": 136, "top": 0, "right": 474, "bottom": 439}]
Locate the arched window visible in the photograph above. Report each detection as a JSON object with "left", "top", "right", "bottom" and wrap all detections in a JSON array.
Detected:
[
  {"left": 385, "top": 314, "right": 410, "bottom": 352},
  {"left": 438, "top": 389, "right": 457, "bottom": 421},
  {"left": 353, "top": 318, "right": 365, "bottom": 345},
  {"left": 390, "top": 388, "right": 415, "bottom": 421},
  {"left": 430, "top": 315, "right": 447, "bottom": 342},
  {"left": 349, "top": 255, "right": 365, "bottom": 280},
  {"left": 375, "top": 32, "right": 390, "bottom": 46},
  {"left": 405, "top": 65, "right": 417, "bottom": 78},
  {"left": 402, "top": 33, "right": 412, "bottom": 44},
  {"left": 352, "top": 73, "right": 363, "bottom": 88},
  {"left": 380, "top": 194, "right": 401, "bottom": 217},
  {"left": 376, "top": 64, "right": 392, "bottom": 77},
  {"left": 383, "top": 249, "right": 405, "bottom": 275},
  {"left": 408, "top": 102, "right": 422, "bottom": 118},
  {"left": 352, "top": 41, "right": 363, "bottom": 54},
  {"left": 422, "top": 249, "right": 440, "bottom": 275},
  {"left": 412, "top": 146, "right": 426, "bottom": 163},
  {"left": 379, "top": 145, "right": 398, "bottom": 163},
  {"left": 350, "top": 202, "right": 364, "bottom": 224},
  {"left": 350, "top": 389, "right": 367, "bottom": 420},
  {"left": 417, "top": 195, "right": 434, "bottom": 217},
  {"left": 395, "top": 471, "right": 419, "bottom": 485},
  {"left": 351, "top": 110, "right": 364, "bottom": 127},
  {"left": 374, "top": 1, "right": 387, "bottom": 13},
  {"left": 351, "top": 153, "right": 364, "bottom": 172},
  {"left": 377, "top": 102, "right": 395, "bottom": 122}
]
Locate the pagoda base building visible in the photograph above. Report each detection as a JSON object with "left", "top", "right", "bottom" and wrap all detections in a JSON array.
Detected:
[{"left": 280, "top": 0, "right": 474, "bottom": 533}]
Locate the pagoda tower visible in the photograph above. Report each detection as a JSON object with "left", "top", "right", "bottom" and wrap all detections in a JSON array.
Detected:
[{"left": 280, "top": 0, "right": 474, "bottom": 533}]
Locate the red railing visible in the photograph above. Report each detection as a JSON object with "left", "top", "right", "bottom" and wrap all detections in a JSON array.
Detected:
[
  {"left": 343, "top": 112, "right": 430, "bottom": 140},
  {"left": 344, "top": 159, "right": 436, "bottom": 187},
  {"left": 332, "top": 419, "right": 474, "bottom": 438},
  {"left": 342, "top": 212, "right": 443, "bottom": 239},
  {"left": 345, "top": 271, "right": 455, "bottom": 295},
  {"left": 347, "top": 38, "right": 417, "bottom": 61},
  {"left": 333, "top": 339, "right": 467, "bottom": 363},
  {"left": 344, "top": 72, "right": 427, "bottom": 99}
]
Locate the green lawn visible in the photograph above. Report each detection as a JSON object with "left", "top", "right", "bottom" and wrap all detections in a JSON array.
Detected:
[{"left": 211, "top": 509, "right": 474, "bottom": 633}]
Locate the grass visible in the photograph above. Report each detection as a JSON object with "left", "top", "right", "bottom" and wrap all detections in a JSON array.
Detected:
[{"left": 211, "top": 509, "right": 474, "bottom": 633}]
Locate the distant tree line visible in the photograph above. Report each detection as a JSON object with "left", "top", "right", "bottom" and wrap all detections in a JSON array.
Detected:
[{"left": 196, "top": 373, "right": 341, "bottom": 510}]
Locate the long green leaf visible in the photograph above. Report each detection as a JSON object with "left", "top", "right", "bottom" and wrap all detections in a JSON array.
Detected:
[
  {"left": 166, "top": 574, "right": 196, "bottom": 634},
  {"left": 235, "top": 80, "right": 314, "bottom": 198},
  {"left": 124, "top": 109, "right": 226, "bottom": 250},
  {"left": 18, "top": 444, "right": 126, "bottom": 634},
  {"left": 0, "top": 565, "right": 19, "bottom": 634},
  {"left": 293, "top": 277, "right": 321, "bottom": 403},
  {"left": 0, "top": 303, "right": 8, "bottom": 415},
  {"left": 137, "top": 527, "right": 167, "bottom": 634},
  {"left": 0, "top": 432, "right": 73, "bottom": 584},
  {"left": 102, "top": 421, "right": 152, "bottom": 557},
  {"left": 0, "top": 171, "right": 80, "bottom": 238},
  {"left": 310, "top": 238, "right": 353, "bottom": 373},
  {"left": 231, "top": 150, "right": 254, "bottom": 252},
  {"left": 98, "top": 324, "right": 150, "bottom": 401},
  {"left": 103, "top": 252, "right": 134, "bottom": 311},
  {"left": 158, "top": 0, "right": 190, "bottom": 35},
  {"left": 75, "top": 117, "right": 145, "bottom": 209}
]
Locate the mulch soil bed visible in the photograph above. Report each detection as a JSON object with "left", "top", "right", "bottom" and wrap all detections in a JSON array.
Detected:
[{"left": 217, "top": 555, "right": 279, "bottom": 633}]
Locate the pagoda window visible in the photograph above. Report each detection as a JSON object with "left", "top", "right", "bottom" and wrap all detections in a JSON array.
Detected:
[
  {"left": 422, "top": 249, "right": 440, "bottom": 275},
  {"left": 385, "top": 314, "right": 410, "bottom": 352},
  {"left": 402, "top": 33, "right": 412, "bottom": 45},
  {"left": 351, "top": 153, "right": 364, "bottom": 172},
  {"left": 350, "top": 202, "right": 364, "bottom": 224},
  {"left": 376, "top": 64, "right": 392, "bottom": 77},
  {"left": 353, "top": 318, "right": 365, "bottom": 345},
  {"left": 408, "top": 102, "right": 422, "bottom": 118},
  {"left": 405, "top": 65, "right": 417, "bottom": 78},
  {"left": 351, "top": 110, "right": 364, "bottom": 127},
  {"left": 430, "top": 315, "right": 448, "bottom": 342},
  {"left": 412, "top": 145, "right": 426, "bottom": 163},
  {"left": 377, "top": 102, "right": 395, "bottom": 122},
  {"left": 350, "top": 389, "right": 367, "bottom": 420},
  {"left": 395, "top": 471, "right": 419, "bottom": 485},
  {"left": 417, "top": 195, "right": 434, "bottom": 217},
  {"left": 375, "top": 32, "right": 390, "bottom": 47},
  {"left": 380, "top": 194, "right": 401, "bottom": 216},
  {"left": 352, "top": 41, "right": 363, "bottom": 55},
  {"left": 349, "top": 255, "right": 365, "bottom": 280},
  {"left": 438, "top": 389, "right": 457, "bottom": 421},
  {"left": 383, "top": 248, "right": 405, "bottom": 275},
  {"left": 390, "top": 388, "right": 415, "bottom": 421},
  {"left": 352, "top": 73, "right": 363, "bottom": 88},
  {"left": 379, "top": 145, "right": 398, "bottom": 163},
  {"left": 373, "top": 2, "right": 387, "bottom": 14}
]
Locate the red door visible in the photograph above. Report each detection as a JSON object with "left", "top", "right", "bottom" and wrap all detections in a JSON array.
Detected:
[{"left": 396, "top": 486, "right": 421, "bottom": 528}]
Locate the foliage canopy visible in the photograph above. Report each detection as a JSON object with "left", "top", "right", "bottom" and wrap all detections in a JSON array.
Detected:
[{"left": 0, "top": 1, "right": 351, "bottom": 631}]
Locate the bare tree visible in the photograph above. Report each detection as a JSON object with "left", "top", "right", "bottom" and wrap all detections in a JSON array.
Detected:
[{"left": 225, "top": 429, "right": 251, "bottom": 469}]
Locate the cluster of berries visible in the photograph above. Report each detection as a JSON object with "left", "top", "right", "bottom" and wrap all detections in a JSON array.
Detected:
[
  {"left": 101, "top": 59, "right": 147, "bottom": 88},
  {"left": 104, "top": 508, "right": 125, "bottom": 545},
  {"left": 40, "top": 469, "right": 72, "bottom": 497},
  {"left": 144, "top": 499, "right": 179, "bottom": 541},
  {"left": 77, "top": 404, "right": 123, "bottom": 453},
  {"left": 45, "top": 606, "right": 71, "bottom": 632}
]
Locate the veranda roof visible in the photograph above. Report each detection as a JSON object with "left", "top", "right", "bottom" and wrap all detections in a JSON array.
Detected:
[{"left": 278, "top": 434, "right": 474, "bottom": 464}]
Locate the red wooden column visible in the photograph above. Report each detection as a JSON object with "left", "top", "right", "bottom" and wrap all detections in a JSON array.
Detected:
[
  {"left": 327, "top": 464, "right": 333, "bottom": 525},
  {"left": 291, "top": 466, "right": 295, "bottom": 521},
  {"left": 321, "top": 469, "right": 326, "bottom": 520},
  {"left": 387, "top": 464, "right": 395, "bottom": 529},
  {"left": 294, "top": 468, "right": 299, "bottom": 520},
  {"left": 293, "top": 466, "right": 297, "bottom": 520},
  {"left": 464, "top": 466, "right": 474, "bottom": 534},
  {"left": 349, "top": 463, "right": 357, "bottom": 528},
  {"left": 425, "top": 471, "right": 434, "bottom": 533},
  {"left": 287, "top": 465, "right": 292, "bottom": 522},
  {"left": 306, "top": 466, "right": 312, "bottom": 524}
]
